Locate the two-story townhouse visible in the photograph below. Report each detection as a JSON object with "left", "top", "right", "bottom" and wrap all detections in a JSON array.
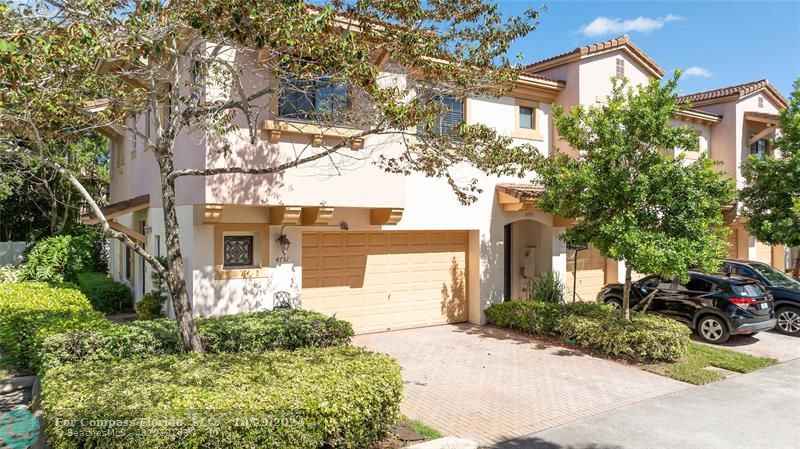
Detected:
[
  {"left": 95, "top": 43, "right": 574, "bottom": 333},
  {"left": 522, "top": 35, "right": 789, "bottom": 300},
  {"left": 676, "top": 80, "right": 789, "bottom": 265},
  {"left": 97, "top": 34, "right": 787, "bottom": 334}
]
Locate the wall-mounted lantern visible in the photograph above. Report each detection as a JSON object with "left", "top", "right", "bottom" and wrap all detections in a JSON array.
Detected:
[{"left": 276, "top": 233, "right": 291, "bottom": 263}]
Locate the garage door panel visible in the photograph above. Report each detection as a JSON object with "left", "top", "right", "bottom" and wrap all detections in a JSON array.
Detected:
[
  {"left": 566, "top": 245, "right": 607, "bottom": 302},
  {"left": 727, "top": 229, "right": 739, "bottom": 259},
  {"left": 302, "top": 231, "right": 468, "bottom": 333}
]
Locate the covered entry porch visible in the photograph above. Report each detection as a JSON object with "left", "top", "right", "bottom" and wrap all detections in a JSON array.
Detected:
[{"left": 496, "top": 184, "right": 618, "bottom": 302}]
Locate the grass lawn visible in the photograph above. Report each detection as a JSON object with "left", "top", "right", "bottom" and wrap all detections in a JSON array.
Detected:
[
  {"left": 407, "top": 419, "right": 443, "bottom": 440},
  {"left": 645, "top": 343, "right": 778, "bottom": 385}
]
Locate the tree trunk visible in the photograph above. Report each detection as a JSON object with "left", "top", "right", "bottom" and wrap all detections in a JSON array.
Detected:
[
  {"left": 622, "top": 265, "right": 632, "bottom": 321},
  {"left": 157, "top": 153, "right": 204, "bottom": 353},
  {"left": 794, "top": 252, "right": 800, "bottom": 280}
]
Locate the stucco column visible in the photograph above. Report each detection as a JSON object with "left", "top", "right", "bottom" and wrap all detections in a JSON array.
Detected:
[
  {"left": 615, "top": 260, "right": 628, "bottom": 283},
  {"left": 551, "top": 227, "right": 568, "bottom": 293}
]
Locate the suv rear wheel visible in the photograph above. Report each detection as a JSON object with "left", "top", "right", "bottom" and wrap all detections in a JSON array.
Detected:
[
  {"left": 697, "top": 315, "right": 730, "bottom": 344},
  {"left": 605, "top": 297, "right": 622, "bottom": 309},
  {"left": 776, "top": 306, "right": 800, "bottom": 335}
]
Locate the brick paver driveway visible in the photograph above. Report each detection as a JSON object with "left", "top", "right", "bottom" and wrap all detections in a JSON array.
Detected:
[{"left": 355, "top": 324, "right": 689, "bottom": 445}]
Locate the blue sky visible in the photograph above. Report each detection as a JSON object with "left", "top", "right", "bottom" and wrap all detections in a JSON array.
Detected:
[{"left": 499, "top": 0, "right": 800, "bottom": 97}]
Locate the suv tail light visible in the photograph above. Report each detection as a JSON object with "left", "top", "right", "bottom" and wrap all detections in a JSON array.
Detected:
[{"left": 729, "top": 297, "right": 758, "bottom": 310}]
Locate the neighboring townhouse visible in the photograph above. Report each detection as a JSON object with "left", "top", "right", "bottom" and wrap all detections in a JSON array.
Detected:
[
  {"left": 98, "top": 33, "right": 787, "bottom": 334},
  {"left": 675, "top": 80, "right": 789, "bottom": 265},
  {"left": 523, "top": 35, "right": 789, "bottom": 300}
]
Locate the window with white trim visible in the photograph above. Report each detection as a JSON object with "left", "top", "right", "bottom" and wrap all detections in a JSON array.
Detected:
[
  {"left": 278, "top": 75, "right": 349, "bottom": 121},
  {"left": 616, "top": 58, "right": 625, "bottom": 79},
  {"left": 418, "top": 95, "right": 464, "bottom": 137}
]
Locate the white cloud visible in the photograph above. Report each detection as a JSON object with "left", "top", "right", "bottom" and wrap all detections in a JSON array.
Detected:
[
  {"left": 683, "top": 66, "right": 713, "bottom": 78},
  {"left": 580, "top": 14, "right": 682, "bottom": 37}
]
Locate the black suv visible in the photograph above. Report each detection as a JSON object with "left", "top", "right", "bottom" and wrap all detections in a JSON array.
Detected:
[
  {"left": 597, "top": 271, "right": 776, "bottom": 344},
  {"left": 720, "top": 259, "right": 800, "bottom": 336}
]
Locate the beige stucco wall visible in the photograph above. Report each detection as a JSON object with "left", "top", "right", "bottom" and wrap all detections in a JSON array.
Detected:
[
  {"left": 668, "top": 118, "right": 712, "bottom": 162},
  {"left": 577, "top": 50, "right": 653, "bottom": 106}
]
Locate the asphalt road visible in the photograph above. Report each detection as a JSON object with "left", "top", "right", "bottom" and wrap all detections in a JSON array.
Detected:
[{"left": 493, "top": 358, "right": 800, "bottom": 449}]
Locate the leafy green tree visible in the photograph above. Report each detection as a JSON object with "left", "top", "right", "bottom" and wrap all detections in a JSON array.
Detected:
[
  {"left": 0, "top": 1, "right": 540, "bottom": 350},
  {"left": 740, "top": 78, "right": 800, "bottom": 276},
  {"left": 535, "top": 74, "right": 736, "bottom": 319},
  {"left": 0, "top": 134, "right": 109, "bottom": 240}
]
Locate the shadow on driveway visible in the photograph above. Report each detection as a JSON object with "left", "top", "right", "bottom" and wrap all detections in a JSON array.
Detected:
[{"left": 493, "top": 436, "right": 622, "bottom": 449}]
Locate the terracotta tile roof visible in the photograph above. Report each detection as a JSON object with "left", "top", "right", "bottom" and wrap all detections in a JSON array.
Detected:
[
  {"left": 496, "top": 183, "right": 545, "bottom": 201},
  {"left": 523, "top": 35, "right": 664, "bottom": 78},
  {"left": 677, "top": 79, "right": 789, "bottom": 107},
  {"left": 518, "top": 72, "right": 566, "bottom": 85}
]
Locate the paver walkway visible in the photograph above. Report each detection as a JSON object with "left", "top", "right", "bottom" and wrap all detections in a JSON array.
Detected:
[
  {"left": 497, "top": 358, "right": 800, "bottom": 449},
  {"left": 354, "top": 324, "right": 688, "bottom": 445}
]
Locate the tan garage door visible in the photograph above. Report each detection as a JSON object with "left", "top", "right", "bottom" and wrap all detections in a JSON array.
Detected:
[
  {"left": 302, "top": 231, "right": 468, "bottom": 333},
  {"left": 727, "top": 228, "right": 739, "bottom": 259},
  {"left": 565, "top": 244, "right": 606, "bottom": 302},
  {"left": 756, "top": 239, "right": 772, "bottom": 264}
]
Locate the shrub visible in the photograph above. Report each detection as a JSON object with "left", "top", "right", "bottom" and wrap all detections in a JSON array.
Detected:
[
  {"left": 525, "top": 271, "right": 565, "bottom": 303},
  {"left": 485, "top": 300, "right": 563, "bottom": 335},
  {"left": 38, "top": 323, "right": 181, "bottom": 372},
  {"left": 38, "top": 309, "right": 354, "bottom": 371},
  {"left": 0, "top": 264, "right": 20, "bottom": 284},
  {"left": 42, "top": 347, "right": 403, "bottom": 449},
  {"left": 76, "top": 272, "right": 133, "bottom": 313},
  {"left": 198, "top": 308, "right": 354, "bottom": 352},
  {"left": 0, "top": 282, "right": 111, "bottom": 369},
  {"left": 20, "top": 235, "right": 95, "bottom": 283},
  {"left": 559, "top": 312, "right": 690, "bottom": 362},
  {"left": 135, "top": 292, "right": 165, "bottom": 320},
  {"left": 486, "top": 300, "right": 686, "bottom": 362}
]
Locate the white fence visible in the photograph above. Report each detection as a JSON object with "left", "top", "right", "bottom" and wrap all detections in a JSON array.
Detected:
[{"left": 0, "top": 241, "right": 28, "bottom": 266}]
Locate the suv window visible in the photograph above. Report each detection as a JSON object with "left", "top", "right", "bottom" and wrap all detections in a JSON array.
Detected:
[
  {"left": 684, "top": 277, "right": 715, "bottom": 293},
  {"left": 731, "top": 265, "right": 757, "bottom": 279},
  {"left": 640, "top": 276, "right": 665, "bottom": 289},
  {"left": 730, "top": 283, "right": 764, "bottom": 298}
]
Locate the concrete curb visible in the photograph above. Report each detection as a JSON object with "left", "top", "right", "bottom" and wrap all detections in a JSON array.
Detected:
[
  {"left": 0, "top": 375, "right": 36, "bottom": 393},
  {"left": 405, "top": 437, "right": 479, "bottom": 449}
]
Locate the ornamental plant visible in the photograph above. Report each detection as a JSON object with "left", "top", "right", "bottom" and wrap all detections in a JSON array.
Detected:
[{"left": 534, "top": 73, "right": 735, "bottom": 319}]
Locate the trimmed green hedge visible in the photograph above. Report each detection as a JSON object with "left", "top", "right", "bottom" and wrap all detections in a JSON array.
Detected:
[
  {"left": 42, "top": 347, "right": 403, "bottom": 449},
  {"left": 38, "top": 309, "right": 354, "bottom": 372},
  {"left": 485, "top": 300, "right": 689, "bottom": 362},
  {"left": 77, "top": 272, "right": 133, "bottom": 313},
  {"left": 559, "top": 313, "right": 690, "bottom": 362},
  {"left": 484, "top": 300, "right": 564, "bottom": 334},
  {"left": 0, "top": 282, "right": 112, "bottom": 369}
]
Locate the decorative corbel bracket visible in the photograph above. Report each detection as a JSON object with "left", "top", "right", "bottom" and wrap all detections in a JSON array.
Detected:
[
  {"left": 302, "top": 206, "right": 335, "bottom": 225},
  {"left": 270, "top": 206, "right": 303, "bottom": 225},
  {"left": 370, "top": 208, "right": 404, "bottom": 225}
]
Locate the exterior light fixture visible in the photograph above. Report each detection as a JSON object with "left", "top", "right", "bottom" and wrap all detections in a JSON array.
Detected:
[{"left": 276, "top": 233, "right": 291, "bottom": 263}]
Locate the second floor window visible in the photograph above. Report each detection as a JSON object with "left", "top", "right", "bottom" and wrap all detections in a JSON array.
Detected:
[
  {"left": 419, "top": 95, "right": 464, "bottom": 137},
  {"left": 616, "top": 58, "right": 625, "bottom": 79},
  {"left": 278, "top": 76, "right": 348, "bottom": 121},
  {"left": 519, "top": 106, "right": 534, "bottom": 129},
  {"left": 750, "top": 139, "right": 769, "bottom": 159}
]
